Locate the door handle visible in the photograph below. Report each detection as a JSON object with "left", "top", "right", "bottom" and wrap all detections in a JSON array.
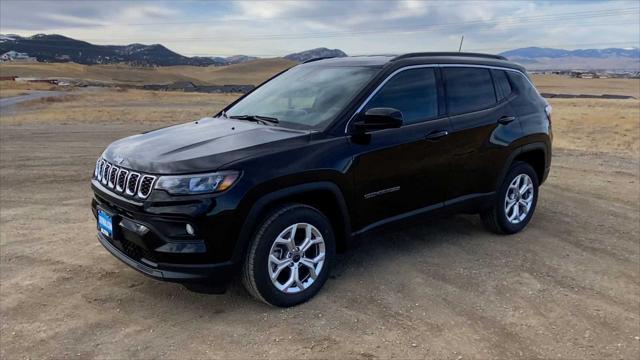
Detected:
[
  {"left": 498, "top": 115, "right": 516, "bottom": 125},
  {"left": 425, "top": 130, "right": 449, "bottom": 140}
]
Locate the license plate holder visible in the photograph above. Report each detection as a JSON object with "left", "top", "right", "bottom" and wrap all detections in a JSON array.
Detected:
[{"left": 97, "top": 208, "right": 114, "bottom": 239}]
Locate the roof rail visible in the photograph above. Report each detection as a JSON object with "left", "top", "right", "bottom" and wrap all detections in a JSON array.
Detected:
[
  {"left": 391, "top": 52, "right": 507, "bottom": 61},
  {"left": 302, "top": 56, "right": 337, "bottom": 64}
]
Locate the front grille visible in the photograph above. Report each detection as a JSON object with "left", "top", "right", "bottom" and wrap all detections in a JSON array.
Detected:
[{"left": 93, "top": 158, "right": 156, "bottom": 199}]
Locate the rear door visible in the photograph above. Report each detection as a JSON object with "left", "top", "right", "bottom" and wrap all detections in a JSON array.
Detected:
[
  {"left": 349, "top": 67, "right": 453, "bottom": 228},
  {"left": 442, "top": 66, "right": 522, "bottom": 200}
]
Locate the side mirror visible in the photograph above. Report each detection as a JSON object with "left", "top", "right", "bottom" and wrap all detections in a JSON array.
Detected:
[{"left": 353, "top": 107, "right": 403, "bottom": 134}]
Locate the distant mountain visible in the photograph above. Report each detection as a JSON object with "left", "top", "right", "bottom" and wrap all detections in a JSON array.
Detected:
[
  {"left": 499, "top": 47, "right": 640, "bottom": 70},
  {"left": 0, "top": 34, "right": 258, "bottom": 66},
  {"left": 284, "top": 47, "right": 347, "bottom": 62},
  {"left": 207, "top": 54, "right": 259, "bottom": 65}
]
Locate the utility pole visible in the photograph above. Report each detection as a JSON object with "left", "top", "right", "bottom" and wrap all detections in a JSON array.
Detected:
[{"left": 458, "top": 35, "right": 464, "bottom": 52}]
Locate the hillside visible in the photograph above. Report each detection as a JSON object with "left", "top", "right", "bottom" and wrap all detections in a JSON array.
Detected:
[
  {"left": 0, "top": 34, "right": 221, "bottom": 66},
  {"left": 500, "top": 47, "right": 640, "bottom": 70},
  {"left": 284, "top": 48, "right": 347, "bottom": 62},
  {"left": 0, "top": 58, "right": 297, "bottom": 85},
  {"left": 0, "top": 34, "right": 346, "bottom": 67}
]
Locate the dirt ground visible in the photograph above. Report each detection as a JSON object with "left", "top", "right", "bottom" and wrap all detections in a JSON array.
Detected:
[{"left": 0, "top": 77, "right": 639, "bottom": 359}]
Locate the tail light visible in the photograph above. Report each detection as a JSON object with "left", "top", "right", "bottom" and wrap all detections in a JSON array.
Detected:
[{"left": 544, "top": 104, "right": 552, "bottom": 124}]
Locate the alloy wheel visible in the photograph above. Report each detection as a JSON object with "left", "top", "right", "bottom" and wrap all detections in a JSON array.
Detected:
[
  {"left": 268, "top": 223, "right": 326, "bottom": 293},
  {"left": 504, "top": 173, "right": 534, "bottom": 224}
]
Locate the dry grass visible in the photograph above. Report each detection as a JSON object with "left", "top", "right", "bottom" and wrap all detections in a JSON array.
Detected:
[
  {"left": 0, "top": 88, "right": 240, "bottom": 125},
  {"left": 548, "top": 98, "right": 639, "bottom": 156},
  {"left": 0, "top": 58, "right": 296, "bottom": 86},
  {"left": 532, "top": 74, "right": 640, "bottom": 97},
  {"left": 0, "top": 80, "right": 58, "bottom": 98},
  {"left": 156, "top": 58, "right": 297, "bottom": 85}
]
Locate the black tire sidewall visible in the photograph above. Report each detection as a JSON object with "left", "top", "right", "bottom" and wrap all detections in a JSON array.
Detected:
[
  {"left": 251, "top": 205, "right": 335, "bottom": 307},
  {"left": 496, "top": 162, "right": 539, "bottom": 234}
]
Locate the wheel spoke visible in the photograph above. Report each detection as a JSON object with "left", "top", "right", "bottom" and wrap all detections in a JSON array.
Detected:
[
  {"left": 293, "top": 266, "right": 305, "bottom": 290},
  {"left": 274, "top": 225, "right": 296, "bottom": 251},
  {"left": 281, "top": 270, "right": 296, "bottom": 291},
  {"left": 269, "top": 255, "right": 292, "bottom": 280},
  {"left": 299, "top": 258, "right": 318, "bottom": 279},
  {"left": 300, "top": 237, "right": 322, "bottom": 252},
  {"left": 520, "top": 181, "right": 532, "bottom": 195}
]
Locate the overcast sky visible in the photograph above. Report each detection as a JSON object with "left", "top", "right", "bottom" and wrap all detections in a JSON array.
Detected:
[{"left": 1, "top": 0, "right": 638, "bottom": 57}]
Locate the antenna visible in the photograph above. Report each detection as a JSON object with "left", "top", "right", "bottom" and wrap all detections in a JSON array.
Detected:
[{"left": 458, "top": 35, "right": 464, "bottom": 52}]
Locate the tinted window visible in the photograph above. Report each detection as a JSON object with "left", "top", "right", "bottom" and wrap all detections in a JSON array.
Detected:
[
  {"left": 364, "top": 68, "right": 438, "bottom": 125},
  {"left": 491, "top": 69, "right": 512, "bottom": 101},
  {"left": 443, "top": 68, "right": 496, "bottom": 115}
]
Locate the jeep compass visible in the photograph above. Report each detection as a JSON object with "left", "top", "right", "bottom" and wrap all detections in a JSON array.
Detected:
[{"left": 91, "top": 52, "right": 552, "bottom": 307}]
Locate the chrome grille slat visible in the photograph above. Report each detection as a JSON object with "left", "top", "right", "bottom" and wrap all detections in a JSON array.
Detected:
[
  {"left": 96, "top": 159, "right": 104, "bottom": 181},
  {"left": 126, "top": 172, "right": 140, "bottom": 196},
  {"left": 108, "top": 166, "right": 119, "bottom": 188},
  {"left": 116, "top": 169, "right": 128, "bottom": 192},
  {"left": 137, "top": 175, "right": 156, "bottom": 199},
  {"left": 102, "top": 163, "right": 111, "bottom": 185}
]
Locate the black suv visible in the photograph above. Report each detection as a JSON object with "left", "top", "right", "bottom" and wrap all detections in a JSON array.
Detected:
[{"left": 92, "top": 53, "right": 552, "bottom": 307}]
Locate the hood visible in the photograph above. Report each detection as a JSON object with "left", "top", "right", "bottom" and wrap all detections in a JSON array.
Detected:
[{"left": 103, "top": 117, "right": 310, "bottom": 174}]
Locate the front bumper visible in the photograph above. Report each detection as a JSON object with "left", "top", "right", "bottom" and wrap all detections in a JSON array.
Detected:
[
  {"left": 97, "top": 232, "right": 235, "bottom": 282},
  {"left": 91, "top": 179, "right": 244, "bottom": 284},
  {"left": 98, "top": 233, "right": 235, "bottom": 283}
]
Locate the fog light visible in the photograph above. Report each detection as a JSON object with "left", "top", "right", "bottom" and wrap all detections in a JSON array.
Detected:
[{"left": 186, "top": 224, "right": 195, "bottom": 236}]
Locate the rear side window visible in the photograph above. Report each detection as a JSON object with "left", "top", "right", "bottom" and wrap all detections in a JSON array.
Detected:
[
  {"left": 364, "top": 68, "right": 438, "bottom": 125},
  {"left": 443, "top": 67, "right": 496, "bottom": 115},
  {"left": 491, "top": 69, "right": 512, "bottom": 101}
]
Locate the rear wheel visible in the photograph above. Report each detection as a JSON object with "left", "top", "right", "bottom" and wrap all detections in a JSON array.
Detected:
[
  {"left": 242, "top": 204, "right": 335, "bottom": 307},
  {"left": 481, "top": 162, "right": 539, "bottom": 234}
]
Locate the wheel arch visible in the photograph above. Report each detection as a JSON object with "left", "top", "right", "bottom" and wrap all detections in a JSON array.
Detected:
[
  {"left": 497, "top": 142, "right": 549, "bottom": 189},
  {"left": 233, "top": 182, "right": 352, "bottom": 263}
]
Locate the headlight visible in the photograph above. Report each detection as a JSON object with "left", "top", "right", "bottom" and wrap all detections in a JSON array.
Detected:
[{"left": 155, "top": 171, "right": 240, "bottom": 195}]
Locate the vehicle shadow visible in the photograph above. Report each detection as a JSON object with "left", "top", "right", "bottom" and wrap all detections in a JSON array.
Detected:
[{"left": 164, "top": 212, "right": 484, "bottom": 307}]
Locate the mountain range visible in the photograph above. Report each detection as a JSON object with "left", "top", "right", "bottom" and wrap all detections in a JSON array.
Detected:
[
  {"left": 1, "top": 34, "right": 638, "bottom": 70},
  {"left": 0, "top": 34, "right": 348, "bottom": 66},
  {"left": 498, "top": 47, "right": 639, "bottom": 70}
]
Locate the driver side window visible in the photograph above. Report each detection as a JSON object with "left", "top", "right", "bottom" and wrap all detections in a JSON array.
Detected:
[{"left": 364, "top": 68, "right": 438, "bottom": 125}]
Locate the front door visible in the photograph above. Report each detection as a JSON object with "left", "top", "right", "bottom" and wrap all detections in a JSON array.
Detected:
[{"left": 348, "top": 67, "right": 452, "bottom": 229}]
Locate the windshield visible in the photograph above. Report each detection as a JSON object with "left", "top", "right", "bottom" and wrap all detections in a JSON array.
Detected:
[{"left": 225, "top": 65, "right": 378, "bottom": 131}]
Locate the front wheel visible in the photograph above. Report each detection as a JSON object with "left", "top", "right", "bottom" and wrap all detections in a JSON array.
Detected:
[
  {"left": 242, "top": 204, "right": 335, "bottom": 307},
  {"left": 480, "top": 162, "right": 539, "bottom": 234}
]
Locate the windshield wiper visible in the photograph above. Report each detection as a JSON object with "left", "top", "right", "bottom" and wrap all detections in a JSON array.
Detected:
[{"left": 229, "top": 114, "right": 279, "bottom": 125}]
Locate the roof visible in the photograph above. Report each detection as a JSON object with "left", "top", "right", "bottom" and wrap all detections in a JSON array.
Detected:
[{"left": 301, "top": 52, "right": 525, "bottom": 72}]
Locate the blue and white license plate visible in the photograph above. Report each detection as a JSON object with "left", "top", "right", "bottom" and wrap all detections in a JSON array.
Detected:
[{"left": 98, "top": 209, "right": 113, "bottom": 238}]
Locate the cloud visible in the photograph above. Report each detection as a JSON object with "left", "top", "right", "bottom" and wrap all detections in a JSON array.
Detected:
[
  {"left": 0, "top": 0, "right": 638, "bottom": 56},
  {"left": 0, "top": 1, "right": 178, "bottom": 30}
]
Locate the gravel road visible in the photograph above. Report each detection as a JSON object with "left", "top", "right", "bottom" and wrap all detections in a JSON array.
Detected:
[
  {"left": 1, "top": 122, "right": 638, "bottom": 359},
  {"left": 0, "top": 91, "right": 65, "bottom": 109}
]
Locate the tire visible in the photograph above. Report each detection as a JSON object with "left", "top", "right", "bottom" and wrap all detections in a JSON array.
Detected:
[
  {"left": 480, "top": 161, "right": 539, "bottom": 234},
  {"left": 242, "top": 203, "right": 336, "bottom": 307}
]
